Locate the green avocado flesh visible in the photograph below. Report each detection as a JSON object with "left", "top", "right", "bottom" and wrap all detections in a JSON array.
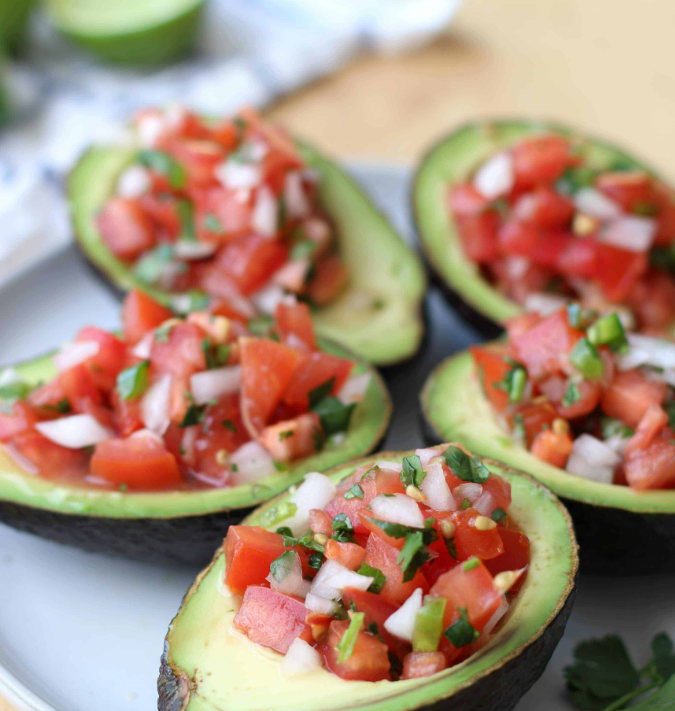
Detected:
[
  {"left": 0, "top": 339, "right": 390, "bottom": 519},
  {"left": 160, "top": 450, "right": 577, "bottom": 711},
  {"left": 413, "top": 120, "right": 650, "bottom": 331},
  {"left": 421, "top": 349, "right": 675, "bottom": 514},
  {"left": 69, "top": 142, "right": 426, "bottom": 365},
  {"left": 47, "top": 0, "right": 205, "bottom": 65}
]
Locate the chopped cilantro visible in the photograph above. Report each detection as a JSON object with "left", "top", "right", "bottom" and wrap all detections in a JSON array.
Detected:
[
  {"left": 270, "top": 550, "right": 297, "bottom": 582},
  {"left": 343, "top": 484, "right": 364, "bottom": 500},
  {"left": 278, "top": 430, "right": 294, "bottom": 441},
  {"left": 562, "top": 382, "right": 582, "bottom": 408},
  {"left": 357, "top": 563, "right": 387, "bottom": 594},
  {"left": 444, "top": 607, "right": 479, "bottom": 648},
  {"left": 247, "top": 315, "right": 275, "bottom": 337},
  {"left": 179, "top": 403, "right": 207, "bottom": 428},
  {"left": 491, "top": 508, "right": 507, "bottom": 522},
  {"left": 443, "top": 445, "right": 491, "bottom": 484},
  {"left": 204, "top": 213, "right": 223, "bottom": 233},
  {"left": 116, "top": 360, "right": 150, "bottom": 400},
  {"left": 222, "top": 419, "right": 237, "bottom": 433},
  {"left": 331, "top": 513, "right": 354, "bottom": 543},
  {"left": 312, "top": 397, "right": 356, "bottom": 437},
  {"left": 136, "top": 149, "right": 186, "bottom": 188},
  {"left": 400, "top": 454, "right": 426, "bottom": 489},
  {"left": 336, "top": 612, "right": 364, "bottom": 663},
  {"left": 308, "top": 378, "right": 336, "bottom": 409}
]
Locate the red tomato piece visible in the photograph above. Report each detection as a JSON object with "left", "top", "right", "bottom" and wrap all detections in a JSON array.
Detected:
[
  {"left": 166, "top": 138, "right": 223, "bottom": 188},
  {"left": 456, "top": 212, "right": 500, "bottom": 263},
  {"left": 319, "top": 620, "right": 391, "bottom": 682},
  {"left": 497, "top": 220, "right": 540, "bottom": 256},
  {"left": 233, "top": 586, "right": 311, "bottom": 654},
  {"left": 401, "top": 651, "right": 446, "bottom": 680},
  {"left": 11, "top": 429, "right": 87, "bottom": 478},
  {"left": 139, "top": 194, "right": 182, "bottom": 238},
  {"left": 596, "top": 171, "right": 654, "bottom": 212},
  {"left": 110, "top": 389, "right": 144, "bottom": 437},
  {"left": 555, "top": 236, "right": 599, "bottom": 279},
  {"left": 275, "top": 301, "right": 316, "bottom": 351},
  {"left": 307, "top": 255, "right": 349, "bottom": 306},
  {"left": 626, "top": 272, "right": 675, "bottom": 331},
  {"left": 529, "top": 230, "right": 574, "bottom": 270},
  {"left": 452, "top": 508, "right": 504, "bottom": 561},
  {"left": 538, "top": 374, "right": 601, "bottom": 419},
  {"left": 281, "top": 351, "right": 353, "bottom": 410},
  {"left": 29, "top": 364, "right": 103, "bottom": 416},
  {"left": 194, "top": 186, "right": 253, "bottom": 243},
  {"left": 624, "top": 428, "right": 675, "bottom": 490},
  {"left": 511, "top": 136, "right": 576, "bottom": 190},
  {"left": 485, "top": 528, "right": 531, "bottom": 577},
  {"left": 150, "top": 322, "right": 207, "bottom": 380},
  {"left": 90, "top": 436, "right": 182, "bottom": 490},
  {"left": 512, "top": 186, "right": 575, "bottom": 228},
  {"left": 97, "top": 197, "right": 156, "bottom": 260},
  {"left": 363, "top": 534, "right": 429, "bottom": 607},
  {"left": 481, "top": 473, "right": 512, "bottom": 512},
  {"left": 470, "top": 345, "right": 511, "bottom": 412},
  {"left": 448, "top": 182, "right": 491, "bottom": 216},
  {"left": 507, "top": 401, "right": 558, "bottom": 447},
  {"left": 0, "top": 401, "right": 38, "bottom": 441},
  {"left": 324, "top": 539, "right": 366, "bottom": 571},
  {"left": 261, "top": 148, "right": 303, "bottom": 195},
  {"left": 530, "top": 428, "right": 574, "bottom": 468},
  {"left": 309, "top": 509, "right": 332, "bottom": 536},
  {"left": 122, "top": 289, "right": 173, "bottom": 344},
  {"left": 209, "top": 119, "right": 240, "bottom": 151},
  {"left": 76, "top": 327, "right": 127, "bottom": 393},
  {"left": 653, "top": 182, "right": 675, "bottom": 245},
  {"left": 601, "top": 369, "right": 667, "bottom": 429},
  {"left": 224, "top": 526, "right": 289, "bottom": 593},
  {"left": 593, "top": 243, "right": 647, "bottom": 302}
]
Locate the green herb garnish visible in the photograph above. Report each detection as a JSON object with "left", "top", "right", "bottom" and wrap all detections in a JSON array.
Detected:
[{"left": 116, "top": 361, "right": 150, "bottom": 400}]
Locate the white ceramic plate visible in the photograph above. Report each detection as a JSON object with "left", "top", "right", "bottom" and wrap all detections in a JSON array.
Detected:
[{"left": 0, "top": 165, "right": 673, "bottom": 711}]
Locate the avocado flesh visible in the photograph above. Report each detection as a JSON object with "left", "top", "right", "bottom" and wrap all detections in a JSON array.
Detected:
[
  {"left": 421, "top": 350, "right": 675, "bottom": 573},
  {"left": 412, "top": 120, "right": 653, "bottom": 335},
  {"left": 69, "top": 143, "right": 426, "bottom": 365},
  {"left": 159, "top": 450, "right": 578, "bottom": 711},
  {"left": 0, "top": 339, "right": 391, "bottom": 563}
]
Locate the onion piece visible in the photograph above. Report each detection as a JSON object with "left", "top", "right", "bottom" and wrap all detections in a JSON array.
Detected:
[
  {"left": 280, "top": 638, "right": 323, "bottom": 677},
  {"left": 370, "top": 493, "right": 425, "bottom": 529},
  {"left": 337, "top": 374, "right": 371, "bottom": 405},
  {"left": 266, "top": 551, "right": 311, "bottom": 598},
  {"left": 131, "top": 331, "right": 155, "bottom": 360},
  {"left": 273, "top": 259, "right": 309, "bottom": 293},
  {"left": 229, "top": 441, "right": 276, "bottom": 483},
  {"left": 189, "top": 366, "right": 241, "bottom": 406},
  {"left": 214, "top": 160, "right": 261, "bottom": 190},
  {"left": 415, "top": 447, "right": 445, "bottom": 467},
  {"left": 453, "top": 482, "right": 483, "bottom": 503},
  {"left": 173, "top": 241, "right": 217, "bottom": 260},
  {"left": 524, "top": 292, "right": 568, "bottom": 316},
  {"left": 566, "top": 434, "right": 619, "bottom": 484},
  {"left": 284, "top": 171, "right": 310, "bottom": 219},
  {"left": 141, "top": 374, "right": 172, "bottom": 436},
  {"left": 473, "top": 152, "right": 514, "bottom": 199},
  {"left": 35, "top": 414, "right": 112, "bottom": 449},
  {"left": 574, "top": 188, "right": 622, "bottom": 220},
  {"left": 53, "top": 340, "right": 100, "bottom": 372},
  {"left": 601, "top": 216, "right": 656, "bottom": 252},
  {"left": 483, "top": 596, "right": 509, "bottom": 636},
  {"left": 250, "top": 283, "right": 286, "bottom": 315},
  {"left": 281, "top": 472, "right": 338, "bottom": 536},
  {"left": 309, "top": 560, "right": 373, "bottom": 601},
  {"left": 474, "top": 490, "right": 497, "bottom": 517},
  {"left": 420, "top": 460, "right": 456, "bottom": 511},
  {"left": 618, "top": 334, "right": 675, "bottom": 371},
  {"left": 304, "top": 593, "right": 338, "bottom": 616},
  {"left": 383, "top": 588, "right": 423, "bottom": 642},
  {"left": 251, "top": 185, "right": 278, "bottom": 238},
  {"left": 375, "top": 461, "right": 403, "bottom": 474},
  {"left": 117, "top": 165, "right": 151, "bottom": 198}
]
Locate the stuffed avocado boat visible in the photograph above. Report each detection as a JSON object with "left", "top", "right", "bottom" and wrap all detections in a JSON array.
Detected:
[
  {"left": 0, "top": 290, "right": 390, "bottom": 564},
  {"left": 159, "top": 445, "right": 578, "bottom": 711},
  {"left": 69, "top": 104, "right": 426, "bottom": 366},
  {"left": 413, "top": 120, "right": 675, "bottom": 337},
  {"left": 422, "top": 304, "right": 675, "bottom": 573}
]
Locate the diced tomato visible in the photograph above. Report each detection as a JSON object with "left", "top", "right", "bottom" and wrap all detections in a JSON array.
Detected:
[
  {"left": 11, "top": 429, "right": 87, "bottom": 478},
  {"left": 456, "top": 212, "right": 500, "bottom": 263},
  {"left": 624, "top": 427, "right": 675, "bottom": 490},
  {"left": 282, "top": 351, "right": 353, "bottom": 410},
  {"left": 626, "top": 272, "right": 675, "bottom": 331},
  {"left": 150, "top": 322, "right": 207, "bottom": 380},
  {"left": 29, "top": 364, "right": 102, "bottom": 415},
  {"left": 424, "top": 526, "right": 459, "bottom": 586},
  {"left": 555, "top": 236, "right": 599, "bottom": 279},
  {"left": 275, "top": 301, "right": 316, "bottom": 350},
  {"left": 122, "top": 289, "right": 173, "bottom": 343},
  {"left": 357, "top": 509, "right": 407, "bottom": 550},
  {"left": 363, "top": 534, "right": 429, "bottom": 607},
  {"left": 258, "top": 412, "right": 321, "bottom": 462},
  {"left": 627, "top": 404, "right": 669, "bottom": 452},
  {"left": 138, "top": 194, "right": 182, "bottom": 238},
  {"left": 324, "top": 539, "right": 366, "bottom": 571},
  {"left": 165, "top": 138, "right": 223, "bottom": 188},
  {"left": 76, "top": 327, "right": 127, "bottom": 393},
  {"left": 209, "top": 119, "right": 240, "bottom": 151},
  {"left": 451, "top": 508, "right": 504, "bottom": 561},
  {"left": 505, "top": 313, "right": 542, "bottom": 340},
  {"left": 261, "top": 148, "right": 302, "bottom": 196},
  {"left": 233, "top": 586, "right": 311, "bottom": 654},
  {"left": 110, "top": 389, "right": 144, "bottom": 437},
  {"left": 538, "top": 374, "right": 601, "bottom": 419},
  {"left": 325, "top": 466, "right": 405, "bottom": 535},
  {"left": 507, "top": 401, "right": 558, "bottom": 446},
  {"left": 596, "top": 171, "right": 654, "bottom": 212},
  {"left": 240, "top": 338, "right": 301, "bottom": 433},
  {"left": 481, "top": 473, "right": 512, "bottom": 511},
  {"left": 510, "top": 310, "right": 583, "bottom": 379},
  {"left": 90, "top": 435, "right": 182, "bottom": 490},
  {"left": 97, "top": 197, "right": 156, "bottom": 260},
  {"left": 194, "top": 186, "right": 253, "bottom": 243},
  {"left": 511, "top": 136, "right": 576, "bottom": 190},
  {"left": 0, "top": 401, "right": 39, "bottom": 441},
  {"left": 485, "top": 528, "right": 531, "bottom": 577},
  {"left": 529, "top": 230, "right": 574, "bottom": 270},
  {"left": 401, "top": 651, "right": 446, "bottom": 680},
  {"left": 225, "top": 526, "right": 289, "bottom": 593},
  {"left": 593, "top": 243, "right": 647, "bottom": 302},
  {"left": 530, "top": 427, "right": 573, "bottom": 468},
  {"left": 306, "top": 255, "right": 348, "bottom": 306},
  {"left": 309, "top": 509, "right": 332, "bottom": 536},
  {"left": 601, "top": 369, "right": 667, "bottom": 429},
  {"left": 512, "top": 186, "right": 575, "bottom": 228},
  {"left": 497, "top": 220, "right": 540, "bottom": 256},
  {"left": 209, "top": 298, "right": 249, "bottom": 325},
  {"left": 319, "top": 619, "right": 391, "bottom": 682},
  {"left": 448, "top": 182, "right": 491, "bottom": 216},
  {"left": 470, "top": 345, "right": 511, "bottom": 412},
  {"left": 653, "top": 183, "right": 675, "bottom": 245}
]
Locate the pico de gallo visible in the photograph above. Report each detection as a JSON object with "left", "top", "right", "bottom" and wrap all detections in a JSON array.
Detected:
[
  {"left": 97, "top": 104, "right": 348, "bottom": 317},
  {"left": 472, "top": 305, "right": 675, "bottom": 490},
  {"left": 0, "top": 289, "right": 368, "bottom": 491},
  {"left": 449, "top": 134, "right": 675, "bottom": 333},
  {"left": 225, "top": 445, "right": 530, "bottom": 682}
]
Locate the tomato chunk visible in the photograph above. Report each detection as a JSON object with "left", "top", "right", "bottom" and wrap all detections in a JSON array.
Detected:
[
  {"left": 97, "top": 197, "right": 156, "bottom": 260},
  {"left": 76, "top": 326, "right": 127, "bottom": 393},
  {"left": 0, "top": 401, "right": 38, "bottom": 441},
  {"left": 452, "top": 508, "right": 504, "bottom": 561},
  {"left": 513, "top": 186, "right": 575, "bottom": 228},
  {"left": 448, "top": 182, "right": 491, "bottom": 216},
  {"left": 624, "top": 429, "right": 675, "bottom": 490},
  {"left": 530, "top": 428, "right": 573, "bottom": 468},
  {"left": 324, "top": 539, "right": 366, "bottom": 571},
  {"left": 601, "top": 370, "right": 667, "bottom": 429},
  {"left": 507, "top": 401, "right": 558, "bottom": 446},
  {"left": 401, "top": 651, "right": 446, "bottom": 680},
  {"left": 122, "top": 289, "right": 173, "bottom": 343},
  {"left": 150, "top": 322, "right": 207, "bottom": 381},
  {"left": 512, "top": 136, "right": 576, "bottom": 190},
  {"left": 319, "top": 619, "right": 391, "bottom": 682},
  {"left": 307, "top": 255, "right": 348, "bottom": 306},
  {"left": 470, "top": 345, "right": 511, "bottom": 412},
  {"left": 593, "top": 244, "right": 647, "bottom": 302},
  {"left": 596, "top": 171, "right": 654, "bottom": 212},
  {"left": 485, "top": 528, "right": 531, "bottom": 577},
  {"left": 281, "top": 351, "right": 353, "bottom": 410},
  {"left": 11, "top": 429, "right": 87, "bottom": 478},
  {"left": 275, "top": 301, "right": 316, "bottom": 351},
  {"left": 456, "top": 212, "right": 500, "bottom": 263},
  {"left": 224, "top": 526, "right": 288, "bottom": 593}
]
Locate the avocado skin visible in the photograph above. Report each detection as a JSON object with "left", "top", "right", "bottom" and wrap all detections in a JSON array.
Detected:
[{"left": 157, "top": 581, "right": 576, "bottom": 711}]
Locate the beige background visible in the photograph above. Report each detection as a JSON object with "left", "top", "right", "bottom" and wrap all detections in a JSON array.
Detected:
[{"left": 3, "top": 0, "right": 675, "bottom": 708}]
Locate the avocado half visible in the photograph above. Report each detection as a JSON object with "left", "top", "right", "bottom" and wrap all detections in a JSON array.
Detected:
[
  {"left": 412, "top": 120, "right": 651, "bottom": 337},
  {"left": 158, "top": 448, "right": 578, "bottom": 711},
  {"left": 421, "top": 349, "right": 675, "bottom": 574},
  {"left": 0, "top": 340, "right": 391, "bottom": 565},
  {"left": 69, "top": 141, "right": 427, "bottom": 366}
]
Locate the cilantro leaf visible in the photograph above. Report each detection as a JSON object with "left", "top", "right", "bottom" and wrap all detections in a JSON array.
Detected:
[
  {"left": 308, "top": 378, "right": 336, "bottom": 409},
  {"left": 444, "top": 607, "right": 479, "bottom": 648},
  {"left": 652, "top": 633, "right": 675, "bottom": 683},
  {"left": 312, "top": 396, "right": 356, "bottom": 436},
  {"left": 397, "top": 531, "right": 432, "bottom": 582},
  {"left": 343, "top": 484, "right": 364, "bottom": 500},
  {"left": 400, "top": 454, "right": 426, "bottom": 489},
  {"left": 357, "top": 563, "right": 387, "bottom": 594},
  {"left": 331, "top": 513, "right": 354, "bottom": 543},
  {"left": 442, "top": 445, "right": 491, "bottom": 484}
]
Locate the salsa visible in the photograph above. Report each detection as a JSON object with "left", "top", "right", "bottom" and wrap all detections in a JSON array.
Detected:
[
  {"left": 0, "top": 290, "right": 366, "bottom": 491},
  {"left": 449, "top": 135, "right": 675, "bottom": 333},
  {"left": 472, "top": 305, "right": 675, "bottom": 490},
  {"left": 98, "top": 105, "right": 348, "bottom": 316},
  {"left": 225, "top": 445, "right": 530, "bottom": 682}
]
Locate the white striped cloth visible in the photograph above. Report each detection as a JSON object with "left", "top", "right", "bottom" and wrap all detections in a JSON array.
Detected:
[{"left": 0, "top": 0, "right": 461, "bottom": 287}]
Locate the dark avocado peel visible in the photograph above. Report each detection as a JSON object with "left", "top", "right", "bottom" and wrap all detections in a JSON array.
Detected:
[
  {"left": 69, "top": 140, "right": 427, "bottom": 366},
  {"left": 421, "top": 348, "right": 675, "bottom": 575},
  {"left": 0, "top": 339, "right": 391, "bottom": 565},
  {"left": 158, "top": 448, "right": 578, "bottom": 711},
  {"left": 412, "top": 120, "right": 654, "bottom": 338}
]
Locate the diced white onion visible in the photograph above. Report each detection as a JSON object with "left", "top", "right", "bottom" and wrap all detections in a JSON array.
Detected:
[
  {"left": 566, "top": 434, "right": 619, "bottom": 484},
  {"left": 453, "top": 482, "right": 483, "bottom": 503},
  {"left": 189, "top": 366, "right": 241, "bottom": 406},
  {"left": 574, "top": 188, "right": 622, "bottom": 220},
  {"left": 129, "top": 428, "right": 164, "bottom": 446},
  {"left": 304, "top": 593, "right": 338, "bottom": 616},
  {"left": 415, "top": 448, "right": 445, "bottom": 467},
  {"left": 280, "top": 638, "right": 323, "bottom": 677},
  {"left": 273, "top": 259, "right": 309, "bottom": 292},
  {"left": 512, "top": 193, "right": 538, "bottom": 221},
  {"left": 116, "top": 165, "right": 151, "bottom": 198},
  {"left": 600, "top": 216, "right": 656, "bottom": 252},
  {"left": 131, "top": 331, "right": 155, "bottom": 360},
  {"left": 483, "top": 596, "right": 509, "bottom": 636},
  {"left": 173, "top": 241, "right": 217, "bottom": 260},
  {"left": 215, "top": 159, "right": 261, "bottom": 190},
  {"left": 251, "top": 185, "right": 278, "bottom": 238},
  {"left": 3, "top": 443, "right": 39, "bottom": 475},
  {"left": 473, "top": 491, "right": 497, "bottom": 517},
  {"left": 370, "top": 493, "right": 425, "bottom": 529},
  {"left": 505, "top": 256, "right": 530, "bottom": 281},
  {"left": 473, "top": 152, "right": 514, "bottom": 199},
  {"left": 35, "top": 414, "right": 112, "bottom": 449},
  {"left": 524, "top": 292, "right": 568, "bottom": 317},
  {"left": 284, "top": 171, "right": 310, "bottom": 219},
  {"left": 281, "top": 472, "right": 338, "bottom": 536},
  {"left": 310, "top": 560, "right": 373, "bottom": 601},
  {"left": 141, "top": 374, "right": 172, "bottom": 436},
  {"left": 420, "top": 460, "right": 456, "bottom": 511},
  {"left": 229, "top": 441, "right": 276, "bottom": 483},
  {"left": 604, "top": 434, "right": 629, "bottom": 457},
  {"left": 251, "top": 283, "right": 286, "bottom": 315},
  {"left": 266, "top": 551, "right": 311, "bottom": 598},
  {"left": 53, "top": 340, "right": 100, "bottom": 372},
  {"left": 376, "top": 461, "right": 403, "bottom": 474},
  {"left": 136, "top": 114, "right": 164, "bottom": 147},
  {"left": 337, "top": 374, "right": 371, "bottom": 405},
  {"left": 383, "top": 588, "right": 423, "bottom": 642},
  {"left": 617, "top": 334, "right": 675, "bottom": 371},
  {"left": 659, "top": 368, "right": 675, "bottom": 388}
]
